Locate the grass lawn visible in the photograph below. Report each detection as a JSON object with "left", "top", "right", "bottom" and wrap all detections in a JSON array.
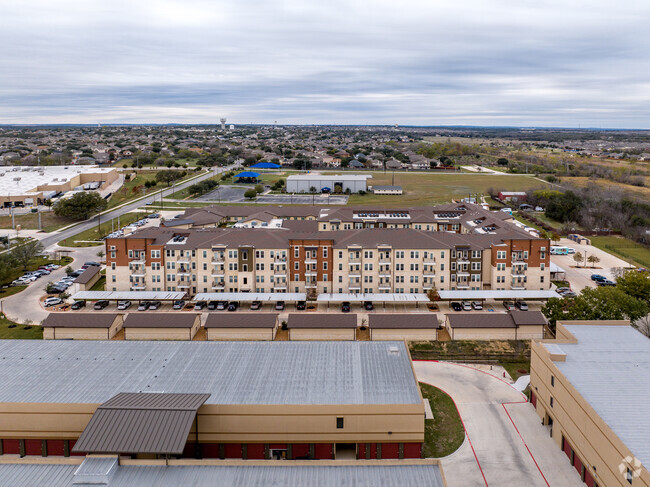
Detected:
[
  {"left": 500, "top": 362, "right": 530, "bottom": 381},
  {"left": 345, "top": 173, "right": 548, "bottom": 206},
  {"left": 107, "top": 170, "right": 203, "bottom": 209},
  {"left": 0, "top": 255, "right": 73, "bottom": 288},
  {"left": 0, "top": 285, "right": 28, "bottom": 299},
  {"left": 590, "top": 236, "right": 650, "bottom": 269},
  {"left": 0, "top": 211, "right": 75, "bottom": 232},
  {"left": 420, "top": 382, "right": 465, "bottom": 458},
  {"left": 0, "top": 313, "right": 43, "bottom": 339},
  {"left": 90, "top": 276, "right": 106, "bottom": 291},
  {"left": 58, "top": 212, "right": 144, "bottom": 247}
]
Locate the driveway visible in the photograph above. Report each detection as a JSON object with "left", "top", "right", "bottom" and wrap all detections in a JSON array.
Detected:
[
  {"left": 551, "top": 237, "right": 632, "bottom": 291},
  {"left": 1, "top": 245, "right": 101, "bottom": 324},
  {"left": 414, "top": 361, "right": 583, "bottom": 487}
]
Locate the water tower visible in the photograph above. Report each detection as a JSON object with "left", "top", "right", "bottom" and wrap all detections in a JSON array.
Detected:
[{"left": 220, "top": 118, "right": 226, "bottom": 130}]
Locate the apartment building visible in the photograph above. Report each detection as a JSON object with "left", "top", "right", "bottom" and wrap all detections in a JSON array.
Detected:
[{"left": 105, "top": 226, "right": 550, "bottom": 296}]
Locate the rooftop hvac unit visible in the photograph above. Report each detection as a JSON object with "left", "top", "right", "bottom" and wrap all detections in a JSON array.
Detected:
[
  {"left": 388, "top": 346, "right": 400, "bottom": 356},
  {"left": 13, "top": 177, "right": 21, "bottom": 181}
]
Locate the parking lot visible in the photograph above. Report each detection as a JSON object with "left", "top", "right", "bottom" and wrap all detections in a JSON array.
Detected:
[{"left": 194, "top": 185, "right": 348, "bottom": 205}]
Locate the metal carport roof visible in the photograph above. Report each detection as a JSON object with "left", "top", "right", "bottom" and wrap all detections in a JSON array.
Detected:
[
  {"left": 437, "top": 290, "right": 561, "bottom": 300},
  {"left": 317, "top": 293, "right": 430, "bottom": 303},
  {"left": 72, "top": 291, "right": 186, "bottom": 301},
  {"left": 73, "top": 392, "right": 210, "bottom": 455},
  {"left": 193, "top": 292, "right": 305, "bottom": 302}
]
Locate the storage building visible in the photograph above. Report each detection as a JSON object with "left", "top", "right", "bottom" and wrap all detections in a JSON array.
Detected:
[
  {"left": 446, "top": 311, "right": 546, "bottom": 340},
  {"left": 42, "top": 313, "right": 122, "bottom": 340},
  {"left": 287, "top": 313, "right": 357, "bottom": 341},
  {"left": 205, "top": 313, "right": 278, "bottom": 340},
  {"left": 122, "top": 313, "right": 200, "bottom": 340},
  {"left": 369, "top": 314, "right": 439, "bottom": 341}
]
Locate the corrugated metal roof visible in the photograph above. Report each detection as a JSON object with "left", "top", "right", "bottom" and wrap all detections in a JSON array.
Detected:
[
  {"left": 0, "top": 463, "right": 445, "bottom": 487},
  {"left": 122, "top": 313, "right": 198, "bottom": 329},
  {"left": 73, "top": 266, "right": 101, "bottom": 284},
  {"left": 193, "top": 292, "right": 305, "bottom": 302},
  {"left": 204, "top": 313, "right": 278, "bottom": 329},
  {"left": 317, "top": 293, "right": 429, "bottom": 302},
  {"left": 369, "top": 314, "right": 439, "bottom": 329},
  {"left": 72, "top": 291, "right": 186, "bottom": 301},
  {"left": 549, "top": 325, "right": 650, "bottom": 467},
  {"left": 73, "top": 393, "right": 209, "bottom": 454},
  {"left": 0, "top": 341, "right": 421, "bottom": 405},
  {"left": 42, "top": 313, "right": 119, "bottom": 329},
  {"left": 438, "top": 290, "right": 561, "bottom": 300},
  {"left": 447, "top": 313, "right": 515, "bottom": 329},
  {"left": 287, "top": 313, "right": 357, "bottom": 329}
]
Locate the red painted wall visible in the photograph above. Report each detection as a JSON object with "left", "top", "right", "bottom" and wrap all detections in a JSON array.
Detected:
[
  {"left": 68, "top": 440, "right": 86, "bottom": 457},
  {"left": 224, "top": 443, "right": 241, "bottom": 458},
  {"left": 358, "top": 443, "right": 366, "bottom": 459},
  {"left": 247, "top": 444, "right": 265, "bottom": 459},
  {"left": 47, "top": 440, "right": 65, "bottom": 456},
  {"left": 182, "top": 442, "right": 196, "bottom": 458},
  {"left": 292, "top": 443, "right": 310, "bottom": 459},
  {"left": 369, "top": 443, "right": 378, "bottom": 459},
  {"left": 24, "top": 439, "right": 41, "bottom": 456},
  {"left": 2, "top": 439, "right": 19, "bottom": 454},
  {"left": 381, "top": 443, "right": 400, "bottom": 459},
  {"left": 202, "top": 443, "right": 220, "bottom": 458},
  {"left": 403, "top": 443, "right": 422, "bottom": 458},
  {"left": 314, "top": 443, "right": 333, "bottom": 459}
]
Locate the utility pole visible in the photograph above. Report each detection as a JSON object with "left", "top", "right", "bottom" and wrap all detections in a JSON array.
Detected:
[{"left": 37, "top": 208, "right": 42, "bottom": 231}]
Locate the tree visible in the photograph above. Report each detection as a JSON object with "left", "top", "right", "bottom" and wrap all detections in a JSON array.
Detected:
[
  {"left": 244, "top": 189, "right": 257, "bottom": 200},
  {"left": 155, "top": 170, "right": 184, "bottom": 186},
  {"left": 586, "top": 255, "right": 600, "bottom": 268},
  {"left": 545, "top": 191, "right": 582, "bottom": 223},
  {"left": 572, "top": 251, "right": 583, "bottom": 267},
  {"left": 11, "top": 239, "right": 44, "bottom": 271},
  {"left": 53, "top": 192, "right": 108, "bottom": 221},
  {"left": 65, "top": 266, "right": 74, "bottom": 276},
  {"left": 616, "top": 270, "right": 650, "bottom": 304},
  {"left": 497, "top": 158, "right": 509, "bottom": 166},
  {"left": 427, "top": 287, "right": 440, "bottom": 302},
  {"left": 0, "top": 253, "right": 17, "bottom": 284},
  {"left": 309, "top": 186, "right": 317, "bottom": 194},
  {"left": 255, "top": 184, "right": 264, "bottom": 194},
  {"left": 96, "top": 250, "right": 105, "bottom": 261}
]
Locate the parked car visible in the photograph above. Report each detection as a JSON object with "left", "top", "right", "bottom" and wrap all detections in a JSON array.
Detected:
[
  {"left": 149, "top": 301, "right": 162, "bottom": 310},
  {"left": 296, "top": 301, "right": 306, "bottom": 310},
  {"left": 364, "top": 301, "right": 374, "bottom": 311},
  {"left": 70, "top": 300, "right": 86, "bottom": 310},
  {"left": 50, "top": 286, "right": 66, "bottom": 294},
  {"left": 44, "top": 297, "right": 63, "bottom": 307},
  {"left": 515, "top": 301, "right": 528, "bottom": 311},
  {"left": 275, "top": 301, "right": 285, "bottom": 311},
  {"left": 596, "top": 279, "right": 616, "bottom": 287},
  {"left": 563, "top": 291, "right": 577, "bottom": 298},
  {"left": 227, "top": 301, "right": 239, "bottom": 311},
  {"left": 117, "top": 300, "right": 132, "bottom": 310},
  {"left": 590, "top": 274, "right": 606, "bottom": 281},
  {"left": 93, "top": 300, "right": 110, "bottom": 310},
  {"left": 341, "top": 301, "right": 351, "bottom": 312},
  {"left": 172, "top": 300, "right": 185, "bottom": 310},
  {"left": 11, "top": 279, "right": 29, "bottom": 286},
  {"left": 556, "top": 287, "right": 571, "bottom": 294},
  {"left": 250, "top": 301, "right": 262, "bottom": 310},
  {"left": 471, "top": 301, "right": 483, "bottom": 310},
  {"left": 450, "top": 302, "right": 462, "bottom": 311},
  {"left": 207, "top": 301, "right": 219, "bottom": 310},
  {"left": 503, "top": 301, "right": 516, "bottom": 311},
  {"left": 194, "top": 301, "right": 206, "bottom": 310},
  {"left": 566, "top": 248, "right": 576, "bottom": 254},
  {"left": 216, "top": 301, "right": 228, "bottom": 310},
  {"left": 461, "top": 301, "right": 472, "bottom": 311},
  {"left": 47, "top": 264, "right": 60, "bottom": 270},
  {"left": 85, "top": 261, "right": 101, "bottom": 267},
  {"left": 137, "top": 301, "right": 151, "bottom": 311}
]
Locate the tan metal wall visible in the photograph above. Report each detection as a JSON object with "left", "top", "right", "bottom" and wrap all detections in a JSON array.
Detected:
[
  {"left": 288, "top": 328, "right": 355, "bottom": 341},
  {"left": 447, "top": 326, "right": 516, "bottom": 340},
  {"left": 207, "top": 328, "right": 275, "bottom": 341},
  {"left": 370, "top": 329, "right": 437, "bottom": 341},
  {"left": 124, "top": 327, "right": 194, "bottom": 341}
]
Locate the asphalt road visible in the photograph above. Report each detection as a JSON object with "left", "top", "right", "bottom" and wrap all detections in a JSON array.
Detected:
[{"left": 38, "top": 166, "right": 231, "bottom": 250}]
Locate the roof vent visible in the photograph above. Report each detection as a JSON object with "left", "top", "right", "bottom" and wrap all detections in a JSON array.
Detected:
[{"left": 388, "top": 346, "right": 399, "bottom": 356}]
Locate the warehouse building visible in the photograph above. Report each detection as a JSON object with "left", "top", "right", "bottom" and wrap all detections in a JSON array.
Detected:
[
  {"left": 287, "top": 313, "right": 357, "bottom": 340},
  {"left": 205, "top": 313, "right": 279, "bottom": 340},
  {"left": 42, "top": 313, "right": 123, "bottom": 340},
  {"left": 530, "top": 321, "right": 650, "bottom": 487},
  {"left": 286, "top": 174, "right": 371, "bottom": 193},
  {"left": 446, "top": 311, "right": 546, "bottom": 340},
  {"left": 0, "top": 340, "right": 424, "bottom": 460},
  {"left": 369, "top": 314, "right": 439, "bottom": 341},
  {"left": 122, "top": 313, "right": 200, "bottom": 340}
]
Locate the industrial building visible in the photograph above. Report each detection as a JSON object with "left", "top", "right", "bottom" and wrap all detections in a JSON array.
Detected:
[
  {"left": 530, "top": 321, "right": 650, "bottom": 487},
  {"left": 0, "top": 340, "right": 425, "bottom": 461},
  {"left": 0, "top": 165, "right": 118, "bottom": 207},
  {"left": 286, "top": 174, "right": 371, "bottom": 193}
]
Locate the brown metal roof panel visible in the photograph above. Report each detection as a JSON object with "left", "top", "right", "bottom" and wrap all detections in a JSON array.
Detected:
[
  {"left": 510, "top": 310, "right": 547, "bottom": 326},
  {"left": 204, "top": 313, "right": 279, "bottom": 329},
  {"left": 369, "top": 314, "right": 439, "bottom": 329},
  {"left": 287, "top": 313, "right": 357, "bottom": 329},
  {"left": 447, "top": 313, "right": 515, "bottom": 329},
  {"left": 41, "top": 313, "right": 119, "bottom": 329},
  {"left": 101, "top": 392, "right": 211, "bottom": 410},
  {"left": 73, "top": 266, "right": 101, "bottom": 284},
  {"left": 122, "top": 313, "right": 198, "bottom": 328}
]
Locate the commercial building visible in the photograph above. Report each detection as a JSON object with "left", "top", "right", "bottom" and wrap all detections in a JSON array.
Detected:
[
  {"left": 530, "top": 321, "right": 650, "bottom": 487},
  {"left": 0, "top": 165, "right": 117, "bottom": 207},
  {"left": 372, "top": 185, "right": 403, "bottom": 195},
  {"left": 286, "top": 174, "right": 372, "bottom": 193},
  {"left": 369, "top": 314, "right": 439, "bottom": 341},
  {"left": 0, "top": 340, "right": 425, "bottom": 461},
  {"left": 42, "top": 313, "right": 123, "bottom": 340},
  {"left": 205, "top": 313, "right": 279, "bottom": 340},
  {"left": 446, "top": 311, "right": 546, "bottom": 340}
]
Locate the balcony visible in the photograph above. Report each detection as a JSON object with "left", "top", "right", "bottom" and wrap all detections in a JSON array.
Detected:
[
  {"left": 211, "top": 271, "right": 225, "bottom": 278},
  {"left": 456, "top": 257, "right": 469, "bottom": 265},
  {"left": 511, "top": 284, "right": 526, "bottom": 290},
  {"left": 211, "top": 256, "right": 225, "bottom": 263},
  {"left": 378, "top": 285, "right": 391, "bottom": 290},
  {"left": 305, "top": 271, "right": 318, "bottom": 277},
  {"left": 212, "top": 281, "right": 225, "bottom": 289},
  {"left": 423, "top": 273, "right": 436, "bottom": 278},
  {"left": 177, "top": 257, "right": 191, "bottom": 265},
  {"left": 131, "top": 284, "right": 146, "bottom": 290},
  {"left": 273, "top": 285, "right": 287, "bottom": 290},
  {"left": 274, "top": 256, "right": 287, "bottom": 263},
  {"left": 379, "top": 272, "right": 391, "bottom": 278},
  {"left": 305, "top": 283, "right": 317, "bottom": 288},
  {"left": 379, "top": 258, "right": 392, "bottom": 264},
  {"left": 456, "top": 283, "right": 470, "bottom": 289},
  {"left": 349, "top": 273, "right": 361, "bottom": 278},
  {"left": 130, "top": 257, "right": 146, "bottom": 265},
  {"left": 456, "top": 271, "right": 470, "bottom": 277},
  {"left": 511, "top": 268, "right": 526, "bottom": 277},
  {"left": 304, "top": 258, "right": 317, "bottom": 265},
  {"left": 177, "top": 282, "right": 191, "bottom": 289},
  {"left": 178, "top": 268, "right": 191, "bottom": 276},
  {"left": 423, "top": 258, "right": 436, "bottom": 264},
  {"left": 349, "top": 285, "right": 361, "bottom": 290}
]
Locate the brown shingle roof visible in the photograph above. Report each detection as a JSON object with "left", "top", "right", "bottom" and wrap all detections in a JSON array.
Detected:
[
  {"left": 204, "top": 313, "right": 278, "bottom": 329},
  {"left": 73, "top": 266, "right": 101, "bottom": 284},
  {"left": 369, "top": 314, "right": 439, "bottom": 329},
  {"left": 447, "top": 313, "right": 515, "bottom": 329},
  {"left": 42, "top": 313, "right": 119, "bottom": 329},
  {"left": 287, "top": 313, "right": 357, "bottom": 329},
  {"left": 510, "top": 310, "right": 547, "bottom": 326},
  {"left": 122, "top": 313, "right": 198, "bottom": 328}
]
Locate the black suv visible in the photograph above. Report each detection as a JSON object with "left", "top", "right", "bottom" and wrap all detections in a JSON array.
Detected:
[
  {"left": 70, "top": 300, "right": 86, "bottom": 310},
  {"left": 364, "top": 301, "right": 373, "bottom": 311},
  {"left": 341, "top": 302, "right": 351, "bottom": 312},
  {"left": 296, "top": 301, "right": 306, "bottom": 310},
  {"left": 93, "top": 300, "right": 109, "bottom": 310}
]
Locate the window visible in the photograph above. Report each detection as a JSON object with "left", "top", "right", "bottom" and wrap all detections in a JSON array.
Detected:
[
  {"left": 440, "top": 251, "right": 445, "bottom": 258},
  {"left": 336, "top": 417, "right": 344, "bottom": 429},
  {"left": 294, "top": 247, "right": 300, "bottom": 258},
  {"left": 540, "top": 263, "right": 545, "bottom": 271},
  {"left": 551, "top": 376, "right": 555, "bottom": 387},
  {"left": 497, "top": 251, "right": 506, "bottom": 259},
  {"left": 323, "top": 247, "right": 328, "bottom": 258},
  {"left": 151, "top": 250, "right": 160, "bottom": 259},
  {"left": 550, "top": 396, "right": 554, "bottom": 408},
  {"left": 323, "top": 262, "right": 328, "bottom": 270}
]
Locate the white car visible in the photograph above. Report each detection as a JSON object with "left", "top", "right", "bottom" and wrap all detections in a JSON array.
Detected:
[
  {"left": 461, "top": 301, "right": 472, "bottom": 311},
  {"left": 117, "top": 300, "right": 132, "bottom": 310},
  {"left": 566, "top": 248, "right": 576, "bottom": 254},
  {"left": 471, "top": 301, "right": 483, "bottom": 310},
  {"left": 44, "top": 297, "right": 63, "bottom": 307}
]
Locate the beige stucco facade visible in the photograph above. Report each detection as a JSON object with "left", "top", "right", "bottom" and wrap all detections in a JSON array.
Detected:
[
  {"left": 43, "top": 316, "right": 123, "bottom": 340},
  {"left": 207, "top": 327, "right": 276, "bottom": 341},
  {"left": 124, "top": 317, "right": 199, "bottom": 341},
  {"left": 288, "top": 328, "right": 355, "bottom": 341},
  {"left": 370, "top": 328, "right": 438, "bottom": 341},
  {"left": 446, "top": 322, "right": 543, "bottom": 341},
  {"left": 530, "top": 321, "right": 650, "bottom": 487}
]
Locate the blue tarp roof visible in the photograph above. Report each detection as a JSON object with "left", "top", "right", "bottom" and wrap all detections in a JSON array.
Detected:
[
  {"left": 250, "top": 162, "right": 280, "bottom": 169},
  {"left": 235, "top": 171, "right": 260, "bottom": 178}
]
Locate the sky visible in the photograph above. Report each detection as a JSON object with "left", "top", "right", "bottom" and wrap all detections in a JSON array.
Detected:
[{"left": 1, "top": 0, "right": 649, "bottom": 128}]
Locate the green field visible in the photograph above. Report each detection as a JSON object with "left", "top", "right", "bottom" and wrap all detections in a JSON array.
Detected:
[
  {"left": 346, "top": 173, "right": 549, "bottom": 206},
  {"left": 0, "top": 314, "right": 43, "bottom": 339},
  {"left": 0, "top": 255, "right": 73, "bottom": 288},
  {"left": 590, "top": 236, "right": 650, "bottom": 269},
  {"left": 58, "top": 212, "right": 144, "bottom": 247},
  {"left": 0, "top": 211, "right": 74, "bottom": 232},
  {"left": 108, "top": 170, "right": 202, "bottom": 209},
  {"left": 420, "top": 382, "right": 465, "bottom": 458}
]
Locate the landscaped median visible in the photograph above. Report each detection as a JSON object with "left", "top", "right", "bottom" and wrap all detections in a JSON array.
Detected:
[
  {"left": 420, "top": 382, "right": 465, "bottom": 458},
  {"left": 0, "top": 312, "right": 42, "bottom": 339}
]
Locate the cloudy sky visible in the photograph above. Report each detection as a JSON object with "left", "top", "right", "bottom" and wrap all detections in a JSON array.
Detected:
[{"left": 1, "top": 0, "right": 649, "bottom": 127}]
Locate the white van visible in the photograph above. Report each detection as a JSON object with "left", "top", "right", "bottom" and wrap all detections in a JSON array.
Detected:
[{"left": 550, "top": 246, "right": 569, "bottom": 255}]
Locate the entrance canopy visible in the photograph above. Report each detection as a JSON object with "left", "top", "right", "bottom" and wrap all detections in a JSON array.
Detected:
[
  {"left": 193, "top": 292, "right": 305, "bottom": 302},
  {"left": 72, "top": 291, "right": 186, "bottom": 301},
  {"left": 437, "top": 290, "right": 561, "bottom": 301},
  {"left": 317, "top": 293, "right": 429, "bottom": 303},
  {"left": 73, "top": 392, "right": 210, "bottom": 455}
]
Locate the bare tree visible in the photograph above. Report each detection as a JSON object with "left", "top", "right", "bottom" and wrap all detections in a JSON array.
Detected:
[{"left": 634, "top": 315, "right": 650, "bottom": 338}]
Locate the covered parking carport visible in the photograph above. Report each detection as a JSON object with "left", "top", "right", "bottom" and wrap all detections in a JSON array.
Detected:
[
  {"left": 193, "top": 292, "right": 306, "bottom": 309},
  {"left": 71, "top": 291, "right": 187, "bottom": 308},
  {"left": 317, "top": 293, "right": 430, "bottom": 311},
  {"left": 437, "top": 290, "right": 561, "bottom": 307}
]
